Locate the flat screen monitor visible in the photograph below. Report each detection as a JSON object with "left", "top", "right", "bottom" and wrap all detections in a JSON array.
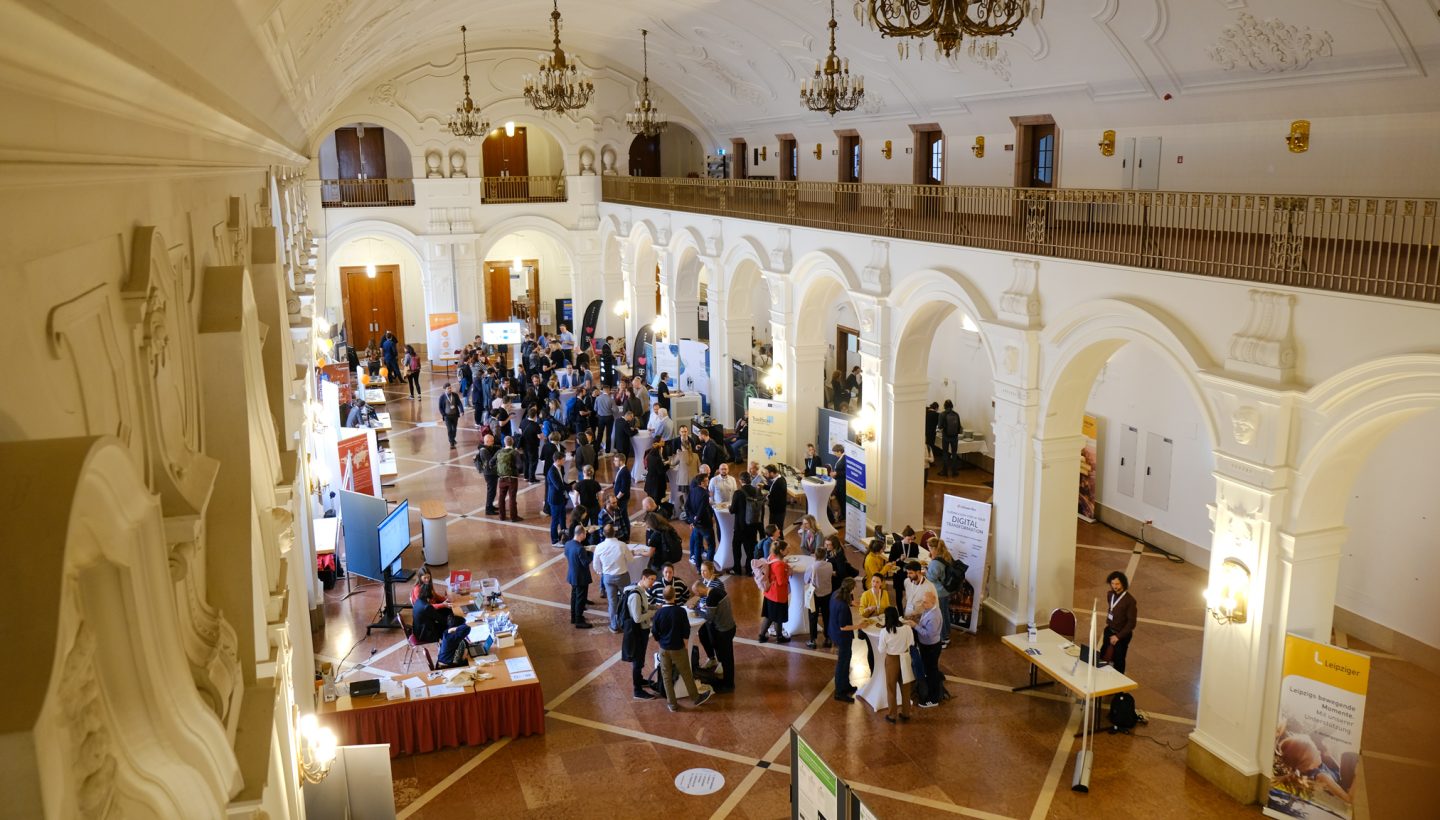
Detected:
[
  {"left": 482, "top": 321, "right": 523, "bottom": 346},
  {"left": 377, "top": 499, "right": 410, "bottom": 576}
]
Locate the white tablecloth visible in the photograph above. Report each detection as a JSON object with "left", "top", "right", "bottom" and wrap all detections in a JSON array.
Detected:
[
  {"left": 713, "top": 510, "right": 735, "bottom": 571},
  {"left": 855, "top": 624, "right": 915, "bottom": 713},
  {"left": 631, "top": 431, "right": 653, "bottom": 482},
  {"left": 802, "top": 478, "right": 837, "bottom": 537},
  {"left": 782, "top": 554, "right": 815, "bottom": 637}
]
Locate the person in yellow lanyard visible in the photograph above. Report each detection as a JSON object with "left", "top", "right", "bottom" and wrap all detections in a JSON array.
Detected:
[{"left": 1103, "top": 571, "right": 1137, "bottom": 674}]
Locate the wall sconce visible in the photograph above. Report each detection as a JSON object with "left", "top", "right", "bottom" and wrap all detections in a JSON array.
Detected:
[
  {"left": 850, "top": 403, "right": 879, "bottom": 443},
  {"left": 881, "top": 140, "right": 893, "bottom": 160},
  {"left": 652, "top": 313, "right": 670, "bottom": 340},
  {"left": 613, "top": 300, "right": 630, "bottom": 320},
  {"left": 1097, "top": 129, "right": 1116, "bottom": 157},
  {"left": 365, "top": 262, "right": 377, "bottom": 279},
  {"left": 1286, "top": 120, "right": 1310, "bottom": 153},
  {"left": 762, "top": 363, "right": 785, "bottom": 398},
  {"left": 510, "top": 256, "right": 524, "bottom": 276},
  {"left": 813, "top": 143, "right": 823, "bottom": 160},
  {"left": 296, "top": 712, "right": 338, "bottom": 784},
  {"left": 760, "top": 146, "right": 768, "bottom": 161},
  {"left": 1203, "top": 557, "right": 1251, "bottom": 625},
  {"left": 971, "top": 136, "right": 984, "bottom": 158},
  {"left": 505, "top": 121, "right": 517, "bottom": 138}
]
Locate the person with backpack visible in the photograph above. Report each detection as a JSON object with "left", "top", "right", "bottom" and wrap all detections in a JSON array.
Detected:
[
  {"left": 926, "top": 538, "right": 962, "bottom": 648},
  {"left": 405, "top": 344, "right": 423, "bottom": 399},
  {"left": 474, "top": 434, "right": 500, "bottom": 515},
  {"left": 495, "top": 435, "right": 521, "bottom": 521},
  {"left": 939, "top": 399, "right": 963, "bottom": 476},
  {"left": 438, "top": 382, "right": 463, "bottom": 449},
  {"left": 645, "top": 512, "right": 683, "bottom": 573},
  {"left": 728, "top": 483, "right": 757, "bottom": 575},
  {"left": 619, "top": 569, "right": 659, "bottom": 700},
  {"left": 651, "top": 584, "right": 715, "bottom": 712},
  {"left": 753, "top": 538, "right": 793, "bottom": 644}
]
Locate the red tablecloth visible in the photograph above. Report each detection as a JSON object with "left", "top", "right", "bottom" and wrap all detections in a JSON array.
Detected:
[{"left": 322, "top": 682, "right": 545, "bottom": 757}]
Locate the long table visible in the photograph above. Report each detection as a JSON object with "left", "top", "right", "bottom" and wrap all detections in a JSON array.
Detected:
[
  {"left": 1000, "top": 628, "right": 1137, "bottom": 699},
  {"left": 318, "top": 639, "right": 544, "bottom": 757}
]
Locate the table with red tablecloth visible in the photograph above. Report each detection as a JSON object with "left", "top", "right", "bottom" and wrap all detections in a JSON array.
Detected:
[{"left": 319, "top": 640, "right": 544, "bottom": 757}]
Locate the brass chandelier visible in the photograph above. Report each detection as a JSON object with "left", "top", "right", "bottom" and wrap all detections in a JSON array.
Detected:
[
  {"left": 802, "top": 0, "right": 865, "bottom": 116},
  {"left": 626, "top": 30, "right": 668, "bottom": 137},
  {"left": 448, "top": 26, "right": 489, "bottom": 139},
  {"left": 854, "top": 0, "right": 1043, "bottom": 59},
  {"left": 523, "top": 0, "right": 594, "bottom": 113}
]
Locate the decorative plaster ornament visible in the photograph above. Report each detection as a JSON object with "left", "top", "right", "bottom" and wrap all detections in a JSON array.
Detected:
[
  {"left": 601, "top": 145, "right": 618, "bottom": 175},
  {"left": 425, "top": 151, "right": 444, "bottom": 178},
  {"left": 1209, "top": 13, "right": 1333, "bottom": 74},
  {"left": 1231, "top": 406, "right": 1260, "bottom": 445},
  {"left": 579, "top": 146, "right": 596, "bottom": 175},
  {"left": 1003, "top": 345, "right": 1020, "bottom": 375},
  {"left": 448, "top": 150, "right": 467, "bottom": 178}
]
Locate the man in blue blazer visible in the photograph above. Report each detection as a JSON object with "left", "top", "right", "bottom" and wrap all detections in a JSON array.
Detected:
[
  {"left": 564, "top": 525, "right": 594, "bottom": 629},
  {"left": 546, "top": 459, "right": 572, "bottom": 545},
  {"left": 612, "top": 453, "right": 632, "bottom": 522}
]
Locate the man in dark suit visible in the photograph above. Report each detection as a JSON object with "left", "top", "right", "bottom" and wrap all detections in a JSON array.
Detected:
[
  {"left": 698, "top": 427, "right": 725, "bottom": 475},
  {"left": 1103, "top": 571, "right": 1137, "bottom": 674},
  {"left": 764, "top": 465, "right": 788, "bottom": 531},
  {"left": 612, "top": 453, "right": 633, "bottom": 521},
  {"left": 438, "top": 383, "right": 463, "bottom": 449},
  {"left": 565, "top": 526, "right": 593, "bottom": 627},
  {"left": 538, "top": 431, "right": 560, "bottom": 514},
  {"left": 829, "top": 444, "right": 847, "bottom": 526},
  {"left": 924, "top": 402, "right": 940, "bottom": 463},
  {"left": 546, "top": 459, "right": 572, "bottom": 545},
  {"left": 520, "top": 408, "right": 542, "bottom": 483},
  {"left": 613, "top": 411, "right": 636, "bottom": 462}
]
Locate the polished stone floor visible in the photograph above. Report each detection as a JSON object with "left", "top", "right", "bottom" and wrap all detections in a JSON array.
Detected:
[{"left": 315, "top": 374, "right": 1439, "bottom": 818}]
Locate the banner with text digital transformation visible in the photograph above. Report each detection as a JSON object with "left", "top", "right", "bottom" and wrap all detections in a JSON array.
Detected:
[{"left": 1263, "top": 634, "right": 1370, "bottom": 820}]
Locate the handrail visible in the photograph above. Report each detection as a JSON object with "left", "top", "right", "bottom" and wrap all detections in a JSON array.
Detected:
[
  {"left": 601, "top": 176, "right": 1439, "bottom": 304},
  {"left": 482, "top": 175, "right": 566, "bottom": 204},
  {"left": 319, "top": 178, "right": 415, "bottom": 208}
]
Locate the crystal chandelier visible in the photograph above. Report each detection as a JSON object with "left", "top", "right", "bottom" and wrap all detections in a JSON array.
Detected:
[
  {"left": 523, "top": 0, "right": 594, "bottom": 113},
  {"left": 802, "top": 0, "right": 865, "bottom": 116},
  {"left": 854, "top": 0, "right": 1043, "bottom": 60},
  {"left": 626, "top": 30, "right": 668, "bottom": 137},
  {"left": 448, "top": 26, "right": 489, "bottom": 140}
]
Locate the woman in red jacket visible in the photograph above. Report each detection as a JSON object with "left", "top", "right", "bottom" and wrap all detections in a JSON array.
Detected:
[{"left": 756, "top": 540, "right": 793, "bottom": 643}]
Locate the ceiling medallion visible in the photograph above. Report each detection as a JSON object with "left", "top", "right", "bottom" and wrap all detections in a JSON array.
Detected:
[
  {"left": 854, "top": 0, "right": 1042, "bottom": 60},
  {"left": 626, "top": 30, "right": 669, "bottom": 137},
  {"left": 802, "top": 0, "right": 865, "bottom": 116},
  {"left": 447, "top": 26, "right": 489, "bottom": 140},
  {"left": 523, "top": 0, "right": 594, "bottom": 113},
  {"left": 1209, "top": 13, "right": 1333, "bottom": 74}
]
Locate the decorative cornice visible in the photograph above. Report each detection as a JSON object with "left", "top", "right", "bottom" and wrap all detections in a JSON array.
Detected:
[{"left": 1227, "top": 289, "right": 1297, "bottom": 383}]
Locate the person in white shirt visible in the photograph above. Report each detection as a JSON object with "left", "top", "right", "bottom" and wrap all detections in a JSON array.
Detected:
[
  {"left": 593, "top": 526, "right": 632, "bottom": 632},
  {"left": 876, "top": 606, "right": 916, "bottom": 723},
  {"left": 710, "top": 462, "right": 738, "bottom": 507}
]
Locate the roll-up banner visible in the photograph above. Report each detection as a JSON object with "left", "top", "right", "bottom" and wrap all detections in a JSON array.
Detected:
[
  {"left": 578, "top": 299, "right": 603, "bottom": 352},
  {"left": 939, "top": 494, "right": 993, "bottom": 633},
  {"left": 841, "top": 440, "right": 867, "bottom": 549}
]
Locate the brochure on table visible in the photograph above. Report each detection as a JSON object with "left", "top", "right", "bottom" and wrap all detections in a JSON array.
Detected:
[{"left": 939, "top": 494, "right": 993, "bottom": 633}]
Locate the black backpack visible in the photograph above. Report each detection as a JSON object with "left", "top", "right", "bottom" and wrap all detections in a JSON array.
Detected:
[
  {"left": 618, "top": 587, "right": 642, "bottom": 631},
  {"left": 942, "top": 559, "right": 966, "bottom": 595},
  {"left": 1109, "top": 692, "right": 1139, "bottom": 730},
  {"left": 943, "top": 411, "right": 962, "bottom": 436}
]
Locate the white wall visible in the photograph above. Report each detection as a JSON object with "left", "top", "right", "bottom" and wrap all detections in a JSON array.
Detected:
[
  {"left": 660, "top": 125, "right": 705, "bottom": 177},
  {"left": 327, "top": 235, "right": 427, "bottom": 346},
  {"left": 750, "top": 278, "right": 772, "bottom": 343},
  {"left": 1340, "top": 409, "right": 1440, "bottom": 650},
  {"left": 522, "top": 125, "right": 565, "bottom": 177},
  {"left": 923, "top": 312, "right": 996, "bottom": 442},
  {"left": 1085, "top": 343, "right": 1217, "bottom": 552}
]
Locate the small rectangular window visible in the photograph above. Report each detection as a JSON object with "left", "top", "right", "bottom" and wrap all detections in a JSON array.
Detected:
[{"left": 929, "top": 136, "right": 944, "bottom": 183}]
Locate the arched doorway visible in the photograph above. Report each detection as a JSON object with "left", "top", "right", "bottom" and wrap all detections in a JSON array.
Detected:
[
  {"left": 330, "top": 234, "right": 425, "bottom": 352},
  {"left": 318, "top": 123, "right": 415, "bottom": 206},
  {"left": 629, "top": 124, "right": 705, "bottom": 177},
  {"left": 629, "top": 134, "right": 660, "bottom": 177},
  {"left": 481, "top": 229, "right": 575, "bottom": 334},
  {"left": 482, "top": 122, "right": 564, "bottom": 200}
]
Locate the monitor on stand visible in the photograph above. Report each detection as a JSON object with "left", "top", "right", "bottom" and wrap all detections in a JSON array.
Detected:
[{"left": 368, "top": 499, "right": 411, "bottom": 633}]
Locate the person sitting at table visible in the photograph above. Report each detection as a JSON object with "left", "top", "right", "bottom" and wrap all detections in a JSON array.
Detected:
[
  {"left": 877, "top": 606, "right": 916, "bottom": 723},
  {"left": 435, "top": 621, "right": 472, "bottom": 668},
  {"left": 345, "top": 398, "right": 377, "bottom": 428},
  {"left": 411, "top": 572, "right": 462, "bottom": 644}
]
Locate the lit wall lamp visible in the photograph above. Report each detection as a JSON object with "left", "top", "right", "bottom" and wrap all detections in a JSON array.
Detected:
[
  {"left": 762, "top": 363, "right": 785, "bottom": 398},
  {"left": 505, "top": 121, "right": 517, "bottom": 138},
  {"left": 1203, "top": 557, "right": 1251, "bottom": 625},
  {"left": 1097, "top": 129, "right": 1116, "bottom": 157},
  {"left": 652, "top": 313, "right": 670, "bottom": 340},
  {"left": 971, "top": 136, "right": 985, "bottom": 158},
  {"left": 813, "top": 143, "right": 823, "bottom": 160},
  {"left": 613, "top": 300, "right": 631, "bottom": 320},
  {"left": 850, "top": 402, "right": 879, "bottom": 443},
  {"left": 365, "top": 262, "right": 377, "bottom": 279},
  {"left": 881, "top": 140, "right": 893, "bottom": 160},
  {"left": 1286, "top": 120, "right": 1310, "bottom": 153},
  {"left": 296, "top": 712, "right": 338, "bottom": 784},
  {"left": 760, "top": 146, "right": 768, "bottom": 161}
]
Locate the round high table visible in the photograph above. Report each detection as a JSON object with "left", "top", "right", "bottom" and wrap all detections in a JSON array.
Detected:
[
  {"left": 854, "top": 624, "right": 915, "bottom": 713},
  {"left": 801, "top": 478, "right": 837, "bottom": 537},
  {"left": 713, "top": 510, "right": 735, "bottom": 571},
  {"left": 630, "top": 431, "right": 653, "bottom": 483},
  {"left": 781, "top": 554, "right": 816, "bottom": 637}
]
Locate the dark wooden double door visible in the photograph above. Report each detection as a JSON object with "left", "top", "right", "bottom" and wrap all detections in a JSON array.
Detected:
[{"left": 342, "top": 266, "right": 402, "bottom": 351}]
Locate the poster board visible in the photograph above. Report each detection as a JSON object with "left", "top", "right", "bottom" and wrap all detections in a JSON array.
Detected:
[
  {"left": 1263, "top": 634, "right": 1371, "bottom": 820},
  {"left": 816, "top": 408, "right": 856, "bottom": 473},
  {"left": 1078, "top": 413, "right": 1099, "bottom": 522},
  {"left": 748, "top": 398, "right": 789, "bottom": 466},
  {"left": 578, "top": 299, "right": 603, "bottom": 353},
  {"left": 939, "top": 495, "right": 993, "bottom": 633},
  {"left": 791, "top": 729, "right": 845, "bottom": 820},
  {"left": 842, "top": 440, "right": 867, "bottom": 549},
  {"left": 320, "top": 363, "right": 353, "bottom": 404},
  {"left": 426, "top": 312, "right": 460, "bottom": 363},
  {"left": 336, "top": 427, "right": 380, "bottom": 497},
  {"left": 337, "top": 489, "right": 389, "bottom": 583},
  {"left": 677, "top": 339, "right": 711, "bottom": 411},
  {"left": 731, "top": 359, "right": 770, "bottom": 424},
  {"left": 482, "top": 322, "right": 523, "bottom": 346},
  {"left": 654, "top": 342, "right": 680, "bottom": 389}
]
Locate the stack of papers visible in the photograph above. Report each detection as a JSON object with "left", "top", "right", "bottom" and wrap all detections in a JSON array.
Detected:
[
  {"left": 428, "top": 683, "right": 467, "bottom": 697},
  {"left": 505, "top": 657, "right": 537, "bottom": 681}
]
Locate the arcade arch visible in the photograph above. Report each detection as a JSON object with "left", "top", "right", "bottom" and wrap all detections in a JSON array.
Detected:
[
  {"left": 480, "top": 229, "right": 575, "bottom": 332},
  {"left": 327, "top": 232, "right": 426, "bottom": 351}
]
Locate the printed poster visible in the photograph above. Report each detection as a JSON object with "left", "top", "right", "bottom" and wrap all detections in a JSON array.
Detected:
[
  {"left": 677, "top": 339, "right": 711, "bottom": 408},
  {"left": 426, "top": 312, "right": 460, "bottom": 363},
  {"left": 1078, "top": 412, "right": 1099, "bottom": 522},
  {"left": 336, "top": 428, "right": 378, "bottom": 497},
  {"left": 1263, "top": 634, "right": 1370, "bottom": 820},
  {"left": 842, "top": 439, "right": 867, "bottom": 549},
  {"left": 939, "top": 495, "right": 993, "bottom": 633},
  {"left": 654, "top": 342, "right": 680, "bottom": 389},
  {"left": 319, "top": 363, "right": 353, "bottom": 404},
  {"left": 792, "top": 730, "right": 841, "bottom": 820},
  {"left": 748, "top": 398, "right": 789, "bottom": 466}
]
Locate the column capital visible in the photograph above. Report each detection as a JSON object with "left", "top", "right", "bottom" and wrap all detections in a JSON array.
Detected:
[{"left": 887, "top": 380, "right": 929, "bottom": 403}]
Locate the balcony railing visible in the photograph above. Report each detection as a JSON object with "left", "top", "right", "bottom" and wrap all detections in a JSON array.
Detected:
[
  {"left": 320, "top": 178, "right": 416, "bottom": 208},
  {"left": 482, "top": 175, "right": 565, "bottom": 204},
  {"left": 603, "top": 177, "right": 1439, "bottom": 304}
]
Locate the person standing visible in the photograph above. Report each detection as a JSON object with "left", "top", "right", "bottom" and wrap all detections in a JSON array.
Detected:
[
  {"left": 564, "top": 526, "right": 594, "bottom": 629},
  {"left": 495, "top": 436, "right": 520, "bottom": 521},
  {"left": 924, "top": 402, "right": 940, "bottom": 464},
  {"left": 913, "top": 589, "right": 945, "bottom": 708},
  {"left": 520, "top": 408, "right": 542, "bottom": 483},
  {"left": 802, "top": 443, "right": 822, "bottom": 477},
  {"left": 698, "top": 427, "right": 725, "bottom": 476},
  {"left": 594, "top": 526, "right": 632, "bottom": 633},
  {"left": 613, "top": 411, "right": 636, "bottom": 463},
  {"left": 939, "top": 400, "right": 963, "bottom": 477},
  {"left": 926, "top": 538, "right": 958, "bottom": 648},
  {"left": 643, "top": 436, "right": 668, "bottom": 504},
  {"left": 382, "top": 331, "right": 401, "bottom": 384},
  {"left": 597, "top": 493, "right": 631, "bottom": 543},
  {"left": 438, "top": 383, "right": 463, "bottom": 449},
  {"left": 546, "top": 458, "right": 571, "bottom": 545},
  {"left": 805, "top": 542, "right": 836, "bottom": 649},
  {"left": 655, "top": 372, "right": 672, "bottom": 413},
  {"left": 878, "top": 606, "right": 916, "bottom": 723},
  {"left": 612, "top": 453, "right": 632, "bottom": 521},
  {"left": 620, "top": 569, "right": 659, "bottom": 700},
  {"left": 709, "top": 462, "right": 738, "bottom": 509},
  {"left": 575, "top": 465, "right": 603, "bottom": 524},
  {"left": 694, "top": 561, "right": 736, "bottom": 693},
  {"left": 755, "top": 540, "right": 793, "bottom": 643},
  {"left": 1104, "top": 571, "right": 1137, "bottom": 674},
  {"left": 594, "top": 387, "right": 616, "bottom": 452},
  {"left": 474, "top": 434, "right": 499, "bottom": 515},
  {"left": 830, "top": 444, "right": 848, "bottom": 526},
  {"left": 651, "top": 585, "right": 714, "bottom": 712},
  {"left": 404, "top": 344, "right": 422, "bottom": 399},
  {"left": 764, "top": 465, "right": 789, "bottom": 532},
  {"left": 687, "top": 474, "right": 715, "bottom": 565},
  {"left": 829, "top": 578, "right": 860, "bottom": 702},
  {"left": 729, "top": 483, "right": 760, "bottom": 576},
  {"left": 647, "top": 562, "right": 690, "bottom": 609}
]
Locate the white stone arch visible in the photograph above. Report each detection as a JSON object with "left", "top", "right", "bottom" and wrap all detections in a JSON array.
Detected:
[
  {"left": 789, "top": 250, "right": 863, "bottom": 348},
  {"left": 623, "top": 221, "right": 660, "bottom": 349},
  {"left": 307, "top": 110, "right": 422, "bottom": 160},
  {"left": 668, "top": 227, "right": 708, "bottom": 340},
  {"left": 324, "top": 219, "right": 429, "bottom": 343},
  {"left": 887, "top": 268, "right": 1000, "bottom": 384},
  {"left": 475, "top": 214, "right": 578, "bottom": 269}
]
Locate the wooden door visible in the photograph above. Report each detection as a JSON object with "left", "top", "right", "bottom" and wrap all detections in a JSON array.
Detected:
[
  {"left": 778, "top": 138, "right": 798, "bottom": 181},
  {"left": 731, "top": 140, "right": 747, "bottom": 178},
  {"left": 835, "top": 325, "right": 858, "bottom": 376},
  {"left": 483, "top": 262, "right": 514, "bottom": 323},
  {"left": 483, "top": 128, "right": 529, "bottom": 178},
  {"left": 1016, "top": 121, "right": 1057, "bottom": 188},
  {"left": 341, "top": 265, "right": 401, "bottom": 350},
  {"left": 629, "top": 134, "right": 661, "bottom": 177}
]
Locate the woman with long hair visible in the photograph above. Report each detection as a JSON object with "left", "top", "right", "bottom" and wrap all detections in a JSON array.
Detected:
[
  {"left": 404, "top": 344, "right": 422, "bottom": 399},
  {"left": 878, "top": 606, "right": 916, "bottom": 723},
  {"left": 797, "top": 515, "right": 821, "bottom": 555},
  {"left": 926, "top": 537, "right": 956, "bottom": 647}
]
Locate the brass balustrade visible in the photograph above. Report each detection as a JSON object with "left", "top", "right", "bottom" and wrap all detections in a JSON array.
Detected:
[
  {"left": 602, "top": 177, "right": 1439, "bottom": 304},
  {"left": 482, "top": 175, "right": 566, "bottom": 204},
  {"left": 320, "top": 178, "right": 416, "bottom": 208}
]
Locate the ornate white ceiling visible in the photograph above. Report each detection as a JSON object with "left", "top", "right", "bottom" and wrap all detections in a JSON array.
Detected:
[{"left": 118, "top": 0, "right": 1440, "bottom": 149}]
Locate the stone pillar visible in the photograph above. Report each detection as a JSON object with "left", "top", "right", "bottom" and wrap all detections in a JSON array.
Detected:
[
  {"left": 453, "top": 242, "right": 479, "bottom": 342},
  {"left": 619, "top": 239, "right": 638, "bottom": 348},
  {"left": 709, "top": 286, "right": 752, "bottom": 427},
  {"left": 1027, "top": 432, "right": 1086, "bottom": 620},
  {"left": 880, "top": 379, "right": 928, "bottom": 531}
]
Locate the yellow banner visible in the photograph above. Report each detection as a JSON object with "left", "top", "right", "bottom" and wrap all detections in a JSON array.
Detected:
[{"left": 1281, "top": 633, "right": 1370, "bottom": 696}]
